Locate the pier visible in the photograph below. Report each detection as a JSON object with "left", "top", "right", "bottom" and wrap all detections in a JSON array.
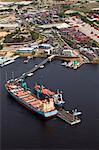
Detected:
[
  {"left": 26, "top": 55, "right": 55, "bottom": 74},
  {"left": 19, "top": 55, "right": 55, "bottom": 79},
  {"left": 57, "top": 109, "right": 81, "bottom": 125},
  {"left": 19, "top": 54, "right": 81, "bottom": 79},
  {"left": 16, "top": 55, "right": 82, "bottom": 126}
]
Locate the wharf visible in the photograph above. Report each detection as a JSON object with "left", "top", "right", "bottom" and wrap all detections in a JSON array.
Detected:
[
  {"left": 18, "top": 55, "right": 55, "bottom": 80},
  {"left": 57, "top": 109, "right": 81, "bottom": 125}
]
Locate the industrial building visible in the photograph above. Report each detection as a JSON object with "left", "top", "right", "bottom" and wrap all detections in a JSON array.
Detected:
[
  {"left": 39, "top": 44, "right": 53, "bottom": 55},
  {"left": 17, "top": 47, "right": 35, "bottom": 54}
]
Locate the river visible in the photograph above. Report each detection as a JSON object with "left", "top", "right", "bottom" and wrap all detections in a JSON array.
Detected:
[{"left": 1, "top": 58, "right": 99, "bottom": 149}]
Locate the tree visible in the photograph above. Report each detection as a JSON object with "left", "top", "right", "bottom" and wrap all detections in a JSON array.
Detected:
[
  {"left": 1, "top": 27, "right": 4, "bottom": 30},
  {"left": 30, "top": 31, "right": 39, "bottom": 40},
  {"left": 0, "top": 44, "right": 3, "bottom": 50},
  {"left": 32, "top": 51, "right": 35, "bottom": 55}
]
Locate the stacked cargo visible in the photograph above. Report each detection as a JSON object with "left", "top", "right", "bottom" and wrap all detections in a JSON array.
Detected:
[{"left": 35, "top": 85, "right": 55, "bottom": 96}]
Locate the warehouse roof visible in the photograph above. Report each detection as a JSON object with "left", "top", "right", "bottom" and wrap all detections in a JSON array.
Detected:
[{"left": 39, "top": 23, "right": 70, "bottom": 29}]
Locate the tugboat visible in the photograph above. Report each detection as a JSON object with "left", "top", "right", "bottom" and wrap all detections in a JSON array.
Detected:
[
  {"left": 34, "top": 83, "right": 65, "bottom": 107},
  {"left": 24, "top": 59, "right": 29, "bottom": 63},
  {"left": 24, "top": 57, "right": 31, "bottom": 63}
]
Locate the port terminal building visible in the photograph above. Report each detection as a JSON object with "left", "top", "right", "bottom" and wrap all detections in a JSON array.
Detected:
[{"left": 16, "top": 44, "right": 53, "bottom": 55}]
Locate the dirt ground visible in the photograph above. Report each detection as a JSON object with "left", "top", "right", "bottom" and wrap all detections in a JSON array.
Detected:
[{"left": 0, "top": 31, "right": 10, "bottom": 38}]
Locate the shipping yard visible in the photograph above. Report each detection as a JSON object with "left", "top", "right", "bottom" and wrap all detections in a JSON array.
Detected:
[{"left": 0, "top": 0, "right": 99, "bottom": 70}]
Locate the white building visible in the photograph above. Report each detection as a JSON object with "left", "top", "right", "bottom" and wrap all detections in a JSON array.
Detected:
[
  {"left": 39, "top": 23, "right": 70, "bottom": 30},
  {"left": 39, "top": 44, "right": 53, "bottom": 55},
  {"left": 17, "top": 46, "right": 38, "bottom": 54},
  {"left": 62, "top": 49, "right": 73, "bottom": 56},
  {"left": 0, "top": 23, "right": 20, "bottom": 30}
]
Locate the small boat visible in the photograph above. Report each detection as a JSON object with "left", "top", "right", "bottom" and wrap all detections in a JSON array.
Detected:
[
  {"left": 24, "top": 59, "right": 29, "bottom": 63},
  {"left": 39, "top": 65, "right": 44, "bottom": 69},
  {"left": 66, "top": 61, "right": 73, "bottom": 68},
  {"left": 73, "top": 66, "right": 77, "bottom": 70},
  {"left": 24, "top": 57, "right": 31, "bottom": 63},
  {"left": 35, "top": 65, "right": 38, "bottom": 67},
  {"left": 61, "top": 62, "right": 67, "bottom": 66},
  {"left": 27, "top": 73, "right": 33, "bottom": 77},
  {"left": 24, "top": 60, "right": 28, "bottom": 63}
]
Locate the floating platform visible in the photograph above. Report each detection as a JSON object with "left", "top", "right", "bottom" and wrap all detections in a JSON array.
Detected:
[{"left": 57, "top": 109, "right": 81, "bottom": 125}]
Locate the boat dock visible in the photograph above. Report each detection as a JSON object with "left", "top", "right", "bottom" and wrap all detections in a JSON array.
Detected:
[
  {"left": 57, "top": 109, "right": 81, "bottom": 125},
  {"left": 17, "top": 54, "right": 83, "bottom": 80},
  {"left": 19, "top": 55, "right": 55, "bottom": 79}
]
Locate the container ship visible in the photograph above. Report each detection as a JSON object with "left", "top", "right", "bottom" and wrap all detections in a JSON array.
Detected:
[
  {"left": 34, "top": 84, "right": 65, "bottom": 106},
  {"left": 5, "top": 79, "right": 58, "bottom": 118}
]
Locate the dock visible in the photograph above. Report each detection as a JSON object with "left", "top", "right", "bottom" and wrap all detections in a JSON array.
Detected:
[
  {"left": 57, "top": 109, "right": 81, "bottom": 125},
  {"left": 18, "top": 55, "right": 55, "bottom": 80},
  {"left": 17, "top": 54, "right": 83, "bottom": 80}
]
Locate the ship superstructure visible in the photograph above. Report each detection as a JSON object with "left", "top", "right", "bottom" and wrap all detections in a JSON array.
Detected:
[{"left": 34, "top": 84, "right": 65, "bottom": 106}]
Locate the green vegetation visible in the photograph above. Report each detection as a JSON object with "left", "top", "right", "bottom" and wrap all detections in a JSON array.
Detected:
[
  {"left": 32, "top": 51, "right": 35, "bottom": 56},
  {"left": 59, "top": 11, "right": 65, "bottom": 18},
  {"left": 4, "top": 28, "right": 30, "bottom": 43},
  {"left": 80, "top": 16, "right": 93, "bottom": 25},
  {"left": 66, "top": 40, "right": 74, "bottom": 47},
  {"left": 59, "top": 5, "right": 71, "bottom": 18},
  {"left": 67, "top": 11, "right": 99, "bottom": 28},
  {"left": 95, "top": 21, "right": 99, "bottom": 24},
  {"left": 0, "top": 43, "right": 3, "bottom": 50},
  {"left": 4, "top": 29, "right": 41, "bottom": 43},
  {"left": 30, "top": 31, "right": 39, "bottom": 40},
  {"left": 62, "top": 36, "right": 75, "bottom": 48},
  {"left": 66, "top": 11, "right": 79, "bottom": 16},
  {"left": 17, "top": 4, "right": 24, "bottom": 9},
  {"left": 72, "top": 1, "right": 99, "bottom": 13},
  {"left": 63, "top": 5, "right": 70, "bottom": 10},
  {"left": 92, "top": 40, "right": 99, "bottom": 47},
  {"left": 4, "top": 34, "right": 25, "bottom": 43}
]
